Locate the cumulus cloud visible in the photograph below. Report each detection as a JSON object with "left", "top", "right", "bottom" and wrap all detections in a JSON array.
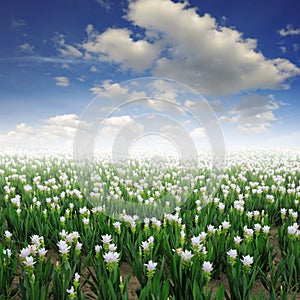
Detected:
[
  {"left": 190, "top": 127, "right": 206, "bottom": 139},
  {"left": 81, "top": 25, "right": 161, "bottom": 72},
  {"left": 48, "top": 0, "right": 299, "bottom": 96},
  {"left": 278, "top": 25, "right": 300, "bottom": 36},
  {"left": 126, "top": 0, "right": 300, "bottom": 96},
  {"left": 55, "top": 76, "right": 70, "bottom": 87},
  {"left": 95, "top": 0, "right": 112, "bottom": 11},
  {"left": 19, "top": 43, "right": 34, "bottom": 53},
  {"left": 219, "top": 94, "right": 280, "bottom": 134},
  {"left": 55, "top": 35, "right": 83, "bottom": 58},
  {"left": 0, "top": 114, "right": 90, "bottom": 149}
]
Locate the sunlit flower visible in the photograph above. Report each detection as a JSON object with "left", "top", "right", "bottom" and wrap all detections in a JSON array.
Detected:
[{"left": 241, "top": 255, "right": 253, "bottom": 271}]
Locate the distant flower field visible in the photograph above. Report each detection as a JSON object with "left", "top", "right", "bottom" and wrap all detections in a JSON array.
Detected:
[{"left": 0, "top": 149, "right": 300, "bottom": 299}]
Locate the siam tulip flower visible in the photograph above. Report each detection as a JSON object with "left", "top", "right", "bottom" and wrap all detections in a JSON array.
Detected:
[
  {"left": 202, "top": 261, "right": 213, "bottom": 281},
  {"left": 144, "top": 260, "right": 157, "bottom": 279},
  {"left": 254, "top": 223, "right": 262, "bottom": 234},
  {"left": 241, "top": 255, "right": 253, "bottom": 271},
  {"left": 246, "top": 211, "right": 253, "bottom": 220},
  {"left": 3, "top": 249, "right": 12, "bottom": 258},
  {"left": 4, "top": 230, "right": 12, "bottom": 242},
  {"left": 66, "top": 286, "right": 76, "bottom": 299},
  {"left": 243, "top": 227, "right": 254, "bottom": 243},
  {"left": 262, "top": 225, "right": 270, "bottom": 236},
  {"left": 180, "top": 250, "right": 194, "bottom": 268},
  {"left": 103, "top": 251, "right": 120, "bottom": 272},
  {"left": 234, "top": 236, "right": 242, "bottom": 247},
  {"left": 95, "top": 245, "right": 102, "bottom": 258},
  {"left": 287, "top": 223, "right": 299, "bottom": 239},
  {"left": 218, "top": 202, "right": 225, "bottom": 212},
  {"left": 20, "top": 247, "right": 31, "bottom": 259},
  {"left": 108, "top": 244, "right": 117, "bottom": 252},
  {"left": 31, "top": 235, "right": 44, "bottom": 248},
  {"left": 59, "top": 229, "right": 68, "bottom": 240},
  {"left": 141, "top": 241, "right": 150, "bottom": 252},
  {"left": 292, "top": 211, "right": 298, "bottom": 221},
  {"left": 38, "top": 248, "right": 47, "bottom": 259},
  {"left": 113, "top": 221, "right": 121, "bottom": 234},
  {"left": 253, "top": 210, "right": 260, "bottom": 220},
  {"left": 73, "top": 272, "right": 80, "bottom": 288},
  {"left": 75, "top": 242, "right": 82, "bottom": 254},
  {"left": 101, "top": 234, "right": 112, "bottom": 250},
  {"left": 227, "top": 249, "right": 238, "bottom": 266},
  {"left": 207, "top": 224, "right": 216, "bottom": 236},
  {"left": 23, "top": 256, "right": 36, "bottom": 268},
  {"left": 57, "top": 240, "right": 71, "bottom": 261},
  {"left": 221, "top": 221, "right": 231, "bottom": 231},
  {"left": 82, "top": 217, "right": 90, "bottom": 227}
]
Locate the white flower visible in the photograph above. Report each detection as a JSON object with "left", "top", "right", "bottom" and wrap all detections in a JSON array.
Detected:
[
  {"left": 82, "top": 217, "right": 89, "bottom": 225},
  {"left": 20, "top": 247, "right": 31, "bottom": 258},
  {"left": 218, "top": 202, "right": 225, "bottom": 211},
  {"left": 103, "top": 251, "right": 120, "bottom": 263},
  {"left": 108, "top": 244, "right": 117, "bottom": 252},
  {"left": 141, "top": 241, "right": 150, "bottom": 252},
  {"left": 75, "top": 242, "right": 82, "bottom": 251},
  {"left": 38, "top": 248, "right": 47, "bottom": 257},
  {"left": 57, "top": 240, "right": 71, "bottom": 255},
  {"left": 202, "top": 261, "right": 213, "bottom": 273},
  {"left": 74, "top": 272, "right": 80, "bottom": 282},
  {"left": 227, "top": 249, "right": 237, "bottom": 260},
  {"left": 3, "top": 249, "right": 12, "bottom": 258},
  {"left": 288, "top": 223, "right": 298, "bottom": 236},
  {"left": 191, "top": 236, "right": 201, "bottom": 247},
  {"left": 31, "top": 235, "right": 42, "bottom": 247},
  {"left": 221, "top": 221, "right": 231, "bottom": 230},
  {"left": 254, "top": 223, "right": 261, "bottom": 233},
  {"left": 66, "top": 286, "right": 76, "bottom": 298},
  {"left": 241, "top": 255, "right": 253, "bottom": 268},
  {"left": 148, "top": 236, "right": 154, "bottom": 244},
  {"left": 262, "top": 225, "right": 270, "bottom": 234},
  {"left": 95, "top": 245, "right": 102, "bottom": 253},
  {"left": 144, "top": 260, "right": 157, "bottom": 271},
  {"left": 180, "top": 250, "right": 194, "bottom": 262},
  {"left": 101, "top": 234, "right": 112, "bottom": 244},
  {"left": 207, "top": 224, "right": 216, "bottom": 234},
  {"left": 59, "top": 229, "right": 68, "bottom": 239},
  {"left": 246, "top": 211, "right": 253, "bottom": 219},
  {"left": 23, "top": 256, "right": 35, "bottom": 268},
  {"left": 4, "top": 230, "right": 12, "bottom": 239},
  {"left": 113, "top": 221, "right": 121, "bottom": 232},
  {"left": 234, "top": 236, "right": 242, "bottom": 245}
]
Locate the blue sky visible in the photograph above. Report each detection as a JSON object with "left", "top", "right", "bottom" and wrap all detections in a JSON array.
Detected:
[{"left": 0, "top": 0, "right": 300, "bottom": 150}]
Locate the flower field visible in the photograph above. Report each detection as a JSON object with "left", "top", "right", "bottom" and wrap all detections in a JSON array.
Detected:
[{"left": 1, "top": 149, "right": 300, "bottom": 299}]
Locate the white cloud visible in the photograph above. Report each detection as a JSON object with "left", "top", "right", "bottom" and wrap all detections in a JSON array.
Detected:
[
  {"left": 90, "top": 65, "right": 98, "bottom": 72},
  {"left": 0, "top": 114, "right": 90, "bottom": 149},
  {"left": 55, "top": 76, "right": 70, "bottom": 87},
  {"left": 124, "top": 0, "right": 300, "bottom": 96},
  {"left": 55, "top": 35, "right": 83, "bottom": 58},
  {"left": 190, "top": 127, "right": 205, "bottom": 139},
  {"left": 95, "top": 0, "right": 112, "bottom": 11},
  {"left": 278, "top": 25, "right": 300, "bottom": 36},
  {"left": 19, "top": 43, "right": 34, "bottom": 53},
  {"left": 81, "top": 26, "right": 161, "bottom": 71},
  {"left": 90, "top": 80, "right": 147, "bottom": 101},
  {"left": 12, "top": 19, "right": 26, "bottom": 28},
  {"left": 280, "top": 46, "right": 287, "bottom": 53},
  {"left": 99, "top": 115, "right": 144, "bottom": 140},
  {"left": 220, "top": 94, "right": 280, "bottom": 134}
]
